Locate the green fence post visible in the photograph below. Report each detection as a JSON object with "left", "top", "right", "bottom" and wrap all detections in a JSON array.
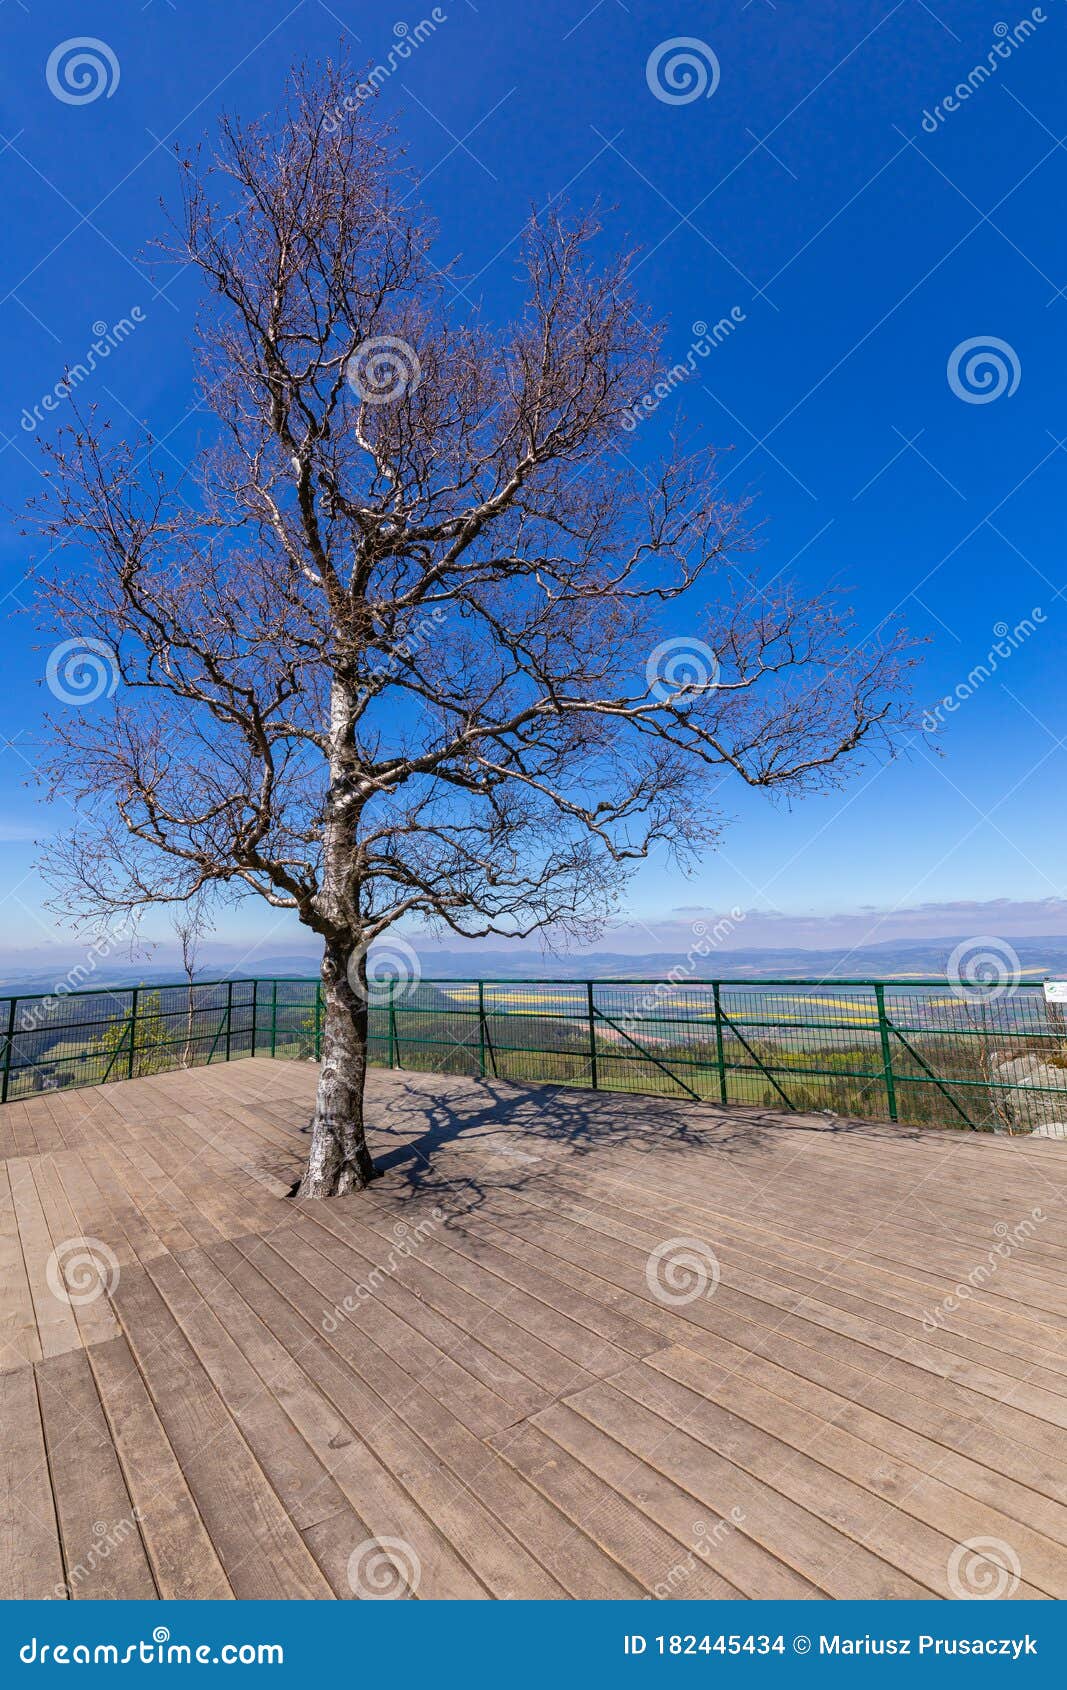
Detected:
[
  {"left": 388, "top": 980, "right": 398, "bottom": 1069},
  {"left": 250, "top": 978, "right": 258, "bottom": 1057},
  {"left": 270, "top": 980, "right": 278, "bottom": 1058},
  {"left": 314, "top": 981, "right": 323, "bottom": 1061},
  {"left": 875, "top": 983, "right": 898, "bottom": 1122},
  {"left": 127, "top": 987, "right": 139, "bottom": 1080},
  {"left": 586, "top": 982, "right": 598, "bottom": 1090},
  {"left": 1, "top": 997, "right": 17, "bottom": 1105},
  {"left": 224, "top": 980, "right": 233, "bottom": 1062},
  {"left": 478, "top": 981, "right": 487, "bottom": 1078},
  {"left": 713, "top": 982, "right": 728, "bottom": 1105}
]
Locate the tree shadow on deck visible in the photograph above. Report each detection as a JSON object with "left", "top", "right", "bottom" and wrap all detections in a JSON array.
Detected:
[{"left": 344, "top": 1069, "right": 925, "bottom": 1222}]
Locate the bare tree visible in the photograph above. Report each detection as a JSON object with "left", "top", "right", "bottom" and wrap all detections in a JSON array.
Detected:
[
  {"left": 173, "top": 891, "right": 211, "bottom": 1067},
  {"left": 29, "top": 60, "right": 916, "bottom": 1196}
]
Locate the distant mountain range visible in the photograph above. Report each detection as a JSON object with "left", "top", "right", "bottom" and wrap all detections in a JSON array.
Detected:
[
  {"left": 3, "top": 934, "right": 1067, "bottom": 996},
  {"left": 403, "top": 938, "right": 1067, "bottom": 982}
]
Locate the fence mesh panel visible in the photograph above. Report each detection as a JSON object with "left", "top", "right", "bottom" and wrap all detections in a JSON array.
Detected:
[{"left": 2, "top": 975, "right": 1066, "bottom": 1134}]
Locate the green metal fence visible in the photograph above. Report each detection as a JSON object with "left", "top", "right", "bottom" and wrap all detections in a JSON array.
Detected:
[{"left": 2, "top": 974, "right": 1067, "bottom": 1134}]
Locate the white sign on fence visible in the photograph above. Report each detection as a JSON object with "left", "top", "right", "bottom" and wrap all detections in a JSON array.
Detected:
[{"left": 1043, "top": 980, "right": 1067, "bottom": 1002}]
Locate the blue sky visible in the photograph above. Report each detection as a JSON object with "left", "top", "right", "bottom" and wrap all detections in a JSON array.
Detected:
[{"left": 1, "top": 0, "right": 1065, "bottom": 965}]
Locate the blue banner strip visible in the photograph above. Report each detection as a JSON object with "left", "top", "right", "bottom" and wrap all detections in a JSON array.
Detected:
[{"left": 1, "top": 1600, "right": 1064, "bottom": 1685}]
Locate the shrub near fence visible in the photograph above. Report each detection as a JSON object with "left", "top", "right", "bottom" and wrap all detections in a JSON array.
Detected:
[{"left": 2, "top": 975, "right": 1067, "bottom": 1134}]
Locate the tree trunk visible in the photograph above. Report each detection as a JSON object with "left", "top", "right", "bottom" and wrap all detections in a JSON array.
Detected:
[
  {"left": 298, "top": 940, "right": 377, "bottom": 1197},
  {"left": 181, "top": 985, "right": 195, "bottom": 1069}
]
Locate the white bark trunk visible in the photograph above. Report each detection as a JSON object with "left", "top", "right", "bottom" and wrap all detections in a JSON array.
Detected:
[
  {"left": 299, "top": 940, "right": 376, "bottom": 1196},
  {"left": 298, "top": 679, "right": 378, "bottom": 1198}
]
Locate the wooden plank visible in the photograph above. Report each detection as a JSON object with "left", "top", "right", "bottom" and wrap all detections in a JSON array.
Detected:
[
  {"left": 36, "top": 1348, "right": 157, "bottom": 1598},
  {"left": 279, "top": 1214, "right": 545, "bottom": 1433},
  {"left": 90, "top": 1138, "right": 200, "bottom": 1258},
  {"left": 30, "top": 1154, "right": 121, "bottom": 1351},
  {"left": 68, "top": 1143, "right": 173, "bottom": 1265},
  {"left": 211, "top": 1235, "right": 560, "bottom": 1598},
  {"left": 561, "top": 1377, "right": 935, "bottom": 1600},
  {"left": 0, "top": 1100, "right": 27, "bottom": 1159},
  {"left": 218, "top": 1234, "right": 622, "bottom": 1597},
  {"left": 8, "top": 1100, "right": 43, "bottom": 1157},
  {"left": 555, "top": 1150, "right": 1067, "bottom": 1356},
  {"left": 488, "top": 1167, "right": 1067, "bottom": 1439},
  {"left": 479, "top": 1186, "right": 1067, "bottom": 1498},
  {"left": 162, "top": 1103, "right": 294, "bottom": 1199},
  {"left": 141, "top": 1126, "right": 285, "bottom": 1244},
  {"left": 0, "top": 1366, "right": 64, "bottom": 1597},
  {"left": 88, "top": 1336, "right": 234, "bottom": 1600},
  {"left": 144, "top": 1250, "right": 361, "bottom": 1533},
  {"left": 3, "top": 1058, "right": 1067, "bottom": 1602},
  {"left": 109, "top": 1263, "right": 331, "bottom": 1598},
  {"left": 590, "top": 1136, "right": 1067, "bottom": 1301},
  {"left": 646, "top": 1344, "right": 1067, "bottom": 1597},
  {"left": 284, "top": 1216, "right": 551, "bottom": 1426},
  {"left": 111, "top": 1136, "right": 232, "bottom": 1252},
  {"left": 511, "top": 1399, "right": 823, "bottom": 1600},
  {"left": 492, "top": 1418, "right": 744, "bottom": 1598},
  {"left": 287, "top": 1213, "right": 548, "bottom": 1420},
  {"left": 8, "top": 1159, "right": 81, "bottom": 1360},
  {"left": 355, "top": 1192, "right": 664, "bottom": 1361},
  {"left": 516, "top": 1177, "right": 1067, "bottom": 1433},
  {"left": 185, "top": 1242, "right": 504, "bottom": 1599},
  {"left": 0, "top": 1163, "right": 41, "bottom": 1370},
  {"left": 597, "top": 1361, "right": 1049, "bottom": 1600},
  {"left": 296, "top": 1203, "right": 599, "bottom": 1402}
]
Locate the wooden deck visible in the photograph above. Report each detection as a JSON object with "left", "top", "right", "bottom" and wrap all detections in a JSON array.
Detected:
[{"left": 2, "top": 1057, "right": 1067, "bottom": 1600}]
